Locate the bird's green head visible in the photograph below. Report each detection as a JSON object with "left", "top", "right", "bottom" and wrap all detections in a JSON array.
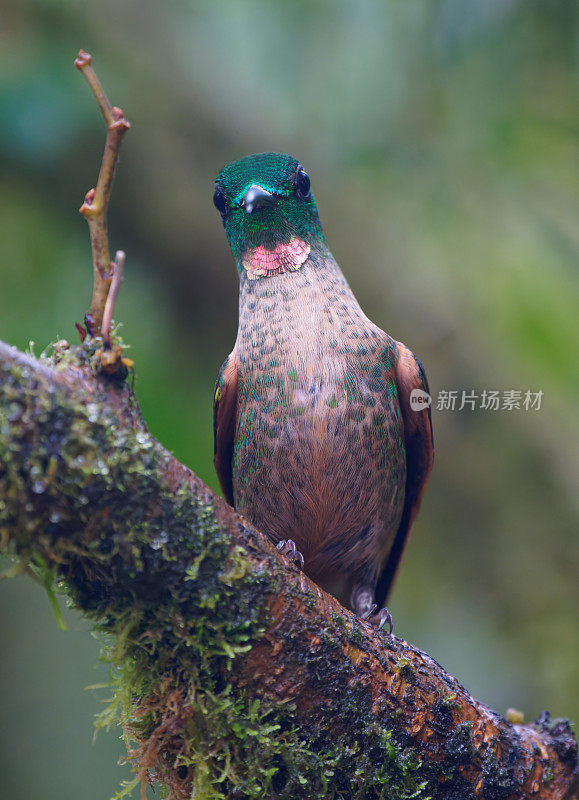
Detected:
[{"left": 213, "top": 153, "right": 325, "bottom": 280}]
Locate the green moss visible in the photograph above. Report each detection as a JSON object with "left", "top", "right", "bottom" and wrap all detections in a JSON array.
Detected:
[
  {"left": 28, "top": 552, "right": 67, "bottom": 631},
  {"left": 1, "top": 343, "right": 432, "bottom": 799},
  {"left": 394, "top": 657, "right": 417, "bottom": 685},
  {"left": 346, "top": 620, "right": 367, "bottom": 648},
  {"left": 91, "top": 609, "right": 430, "bottom": 800},
  {"left": 439, "top": 693, "right": 457, "bottom": 709}
]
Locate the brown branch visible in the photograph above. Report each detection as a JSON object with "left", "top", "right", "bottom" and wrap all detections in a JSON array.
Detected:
[
  {"left": 102, "top": 249, "right": 125, "bottom": 349},
  {"left": 0, "top": 339, "right": 576, "bottom": 800},
  {"left": 75, "top": 50, "right": 130, "bottom": 336}
]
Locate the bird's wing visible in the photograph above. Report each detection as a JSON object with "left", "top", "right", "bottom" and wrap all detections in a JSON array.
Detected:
[
  {"left": 213, "top": 353, "right": 239, "bottom": 507},
  {"left": 374, "top": 342, "right": 434, "bottom": 607}
]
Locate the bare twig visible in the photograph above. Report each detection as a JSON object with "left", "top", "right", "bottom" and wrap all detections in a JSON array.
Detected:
[
  {"left": 97, "top": 250, "right": 133, "bottom": 374},
  {"left": 102, "top": 250, "right": 125, "bottom": 349},
  {"left": 75, "top": 50, "right": 130, "bottom": 337}
]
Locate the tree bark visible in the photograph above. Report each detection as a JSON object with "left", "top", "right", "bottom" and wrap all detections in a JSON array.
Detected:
[{"left": 0, "top": 338, "right": 576, "bottom": 800}]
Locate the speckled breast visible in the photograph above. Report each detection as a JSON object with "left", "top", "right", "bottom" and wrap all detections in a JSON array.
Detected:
[{"left": 232, "top": 261, "right": 406, "bottom": 588}]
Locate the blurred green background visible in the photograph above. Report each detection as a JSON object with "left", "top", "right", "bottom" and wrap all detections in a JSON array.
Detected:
[{"left": 1, "top": 1, "right": 578, "bottom": 798}]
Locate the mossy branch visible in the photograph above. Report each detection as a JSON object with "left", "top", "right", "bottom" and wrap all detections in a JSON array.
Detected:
[{"left": 0, "top": 339, "right": 576, "bottom": 800}]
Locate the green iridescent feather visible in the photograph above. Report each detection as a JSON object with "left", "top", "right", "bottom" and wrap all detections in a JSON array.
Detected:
[{"left": 215, "top": 153, "right": 324, "bottom": 263}]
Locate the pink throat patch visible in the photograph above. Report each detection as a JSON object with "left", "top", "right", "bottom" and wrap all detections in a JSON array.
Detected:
[{"left": 242, "top": 237, "right": 311, "bottom": 280}]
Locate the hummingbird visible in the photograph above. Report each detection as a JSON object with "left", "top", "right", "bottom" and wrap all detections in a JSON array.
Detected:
[{"left": 212, "top": 153, "right": 433, "bottom": 631}]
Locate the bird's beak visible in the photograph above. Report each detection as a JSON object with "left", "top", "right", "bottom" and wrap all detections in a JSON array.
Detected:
[{"left": 243, "top": 184, "right": 276, "bottom": 214}]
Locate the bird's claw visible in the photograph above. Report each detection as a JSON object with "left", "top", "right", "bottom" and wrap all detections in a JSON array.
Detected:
[
  {"left": 276, "top": 539, "right": 304, "bottom": 570},
  {"left": 360, "top": 603, "right": 377, "bottom": 619},
  {"left": 361, "top": 604, "right": 393, "bottom": 634}
]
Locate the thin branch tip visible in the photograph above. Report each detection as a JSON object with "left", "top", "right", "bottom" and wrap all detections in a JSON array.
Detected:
[
  {"left": 102, "top": 251, "right": 126, "bottom": 350},
  {"left": 74, "top": 49, "right": 92, "bottom": 70}
]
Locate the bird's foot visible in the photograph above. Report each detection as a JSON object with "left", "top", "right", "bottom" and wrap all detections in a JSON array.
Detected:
[
  {"left": 360, "top": 603, "right": 394, "bottom": 634},
  {"left": 276, "top": 539, "right": 304, "bottom": 570}
]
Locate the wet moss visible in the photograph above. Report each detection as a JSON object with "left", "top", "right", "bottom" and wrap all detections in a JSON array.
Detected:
[
  {"left": 0, "top": 343, "right": 431, "bottom": 799},
  {"left": 534, "top": 711, "right": 578, "bottom": 767},
  {"left": 445, "top": 723, "right": 475, "bottom": 765},
  {"left": 481, "top": 747, "right": 516, "bottom": 800},
  {"left": 394, "top": 657, "right": 417, "bottom": 685}
]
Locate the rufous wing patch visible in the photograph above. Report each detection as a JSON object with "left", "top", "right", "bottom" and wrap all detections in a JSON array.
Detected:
[{"left": 242, "top": 237, "right": 310, "bottom": 280}]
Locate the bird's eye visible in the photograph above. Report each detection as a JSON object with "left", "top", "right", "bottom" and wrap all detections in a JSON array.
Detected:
[
  {"left": 213, "top": 187, "right": 229, "bottom": 216},
  {"left": 295, "top": 167, "right": 311, "bottom": 199}
]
